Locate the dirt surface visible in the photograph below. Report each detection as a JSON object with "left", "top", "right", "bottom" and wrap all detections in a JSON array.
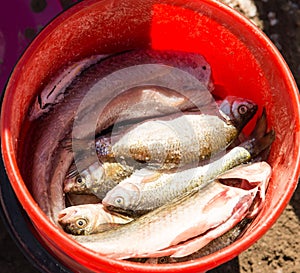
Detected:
[{"left": 0, "top": 0, "right": 299, "bottom": 272}]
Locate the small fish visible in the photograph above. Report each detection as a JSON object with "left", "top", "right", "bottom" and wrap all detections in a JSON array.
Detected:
[
  {"left": 57, "top": 203, "right": 133, "bottom": 235},
  {"left": 64, "top": 162, "right": 134, "bottom": 200},
  {"left": 102, "top": 130, "right": 274, "bottom": 214},
  {"left": 73, "top": 162, "right": 271, "bottom": 259},
  {"left": 105, "top": 96, "right": 257, "bottom": 169}
]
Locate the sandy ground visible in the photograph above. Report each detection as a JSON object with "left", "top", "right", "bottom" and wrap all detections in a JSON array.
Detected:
[{"left": 0, "top": 0, "right": 299, "bottom": 272}]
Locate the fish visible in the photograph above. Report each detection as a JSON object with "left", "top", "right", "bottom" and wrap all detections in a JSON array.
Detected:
[
  {"left": 66, "top": 193, "right": 101, "bottom": 207},
  {"left": 73, "top": 96, "right": 257, "bottom": 168},
  {"left": 108, "top": 96, "right": 257, "bottom": 170},
  {"left": 102, "top": 130, "right": 274, "bottom": 214},
  {"left": 28, "top": 54, "right": 109, "bottom": 120},
  {"left": 70, "top": 51, "right": 216, "bottom": 141},
  {"left": 57, "top": 203, "right": 133, "bottom": 235},
  {"left": 64, "top": 162, "right": 134, "bottom": 200},
  {"left": 63, "top": 96, "right": 257, "bottom": 198},
  {"left": 29, "top": 49, "right": 214, "bottom": 219},
  {"left": 73, "top": 162, "right": 271, "bottom": 260},
  {"left": 143, "top": 218, "right": 251, "bottom": 264},
  {"left": 64, "top": 82, "right": 217, "bottom": 172}
]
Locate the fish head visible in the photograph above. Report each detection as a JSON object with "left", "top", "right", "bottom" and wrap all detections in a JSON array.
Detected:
[
  {"left": 63, "top": 173, "right": 91, "bottom": 194},
  {"left": 219, "top": 96, "right": 258, "bottom": 131},
  {"left": 57, "top": 205, "right": 95, "bottom": 235},
  {"left": 102, "top": 182, "right": 141, "bottom": 212}
]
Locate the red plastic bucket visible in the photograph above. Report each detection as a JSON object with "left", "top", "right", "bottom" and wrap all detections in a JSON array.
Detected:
[{"left": 1, "top": 0, "right": 299, "bottom": 272}]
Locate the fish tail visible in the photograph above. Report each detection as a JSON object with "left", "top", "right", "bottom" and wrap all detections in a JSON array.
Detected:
[
  {"left": 250, "top": 107, "right": 267, "bottom": 139},
  {"left": 241, "top": 129, "right": 275, "bottom": 158},
  {"left": 66, "top": 163, "right": 79, "bottom": 178}
]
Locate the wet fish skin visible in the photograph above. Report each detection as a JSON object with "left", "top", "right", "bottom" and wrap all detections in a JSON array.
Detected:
[
  {"left": 29, "top": 55, "right": 109, "bottom": 120},
  {"left": 109, "top": 97, "right": 257, "bottom": 169},
  {"left": 73, "top": 162, "right": 270, "bottom": 259},
  {"left": 102, "top": 128, "right": 274, "bottom": 214},
  {"left": 30, "top": 49, "right": 213, "bottom": 219},
  {"left": 102, "top": 146, "right": 251, "bottom": 214},
  {"left": 63, "top": 96, "right": 253, "bottom": 197},
  {"left": 144, "top": 218, "right": 252, "bottom": 264},
  {"left": 218, "top": 96, "right": 258, "bottom": 131},
  {"left": 72, "top": 53, "right": 215, "bottom": 141},
  {"left": 58, "top": 203, "right": 133, "bottom": 235},
  {"left": 64, "top": 162, "right": 134, "bottom": 200},
  {"left": 70, "top": 82, "right": 218, "bottom": 172}
]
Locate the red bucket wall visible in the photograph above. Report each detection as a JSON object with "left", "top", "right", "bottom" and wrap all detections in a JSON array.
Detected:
[{"left": 1, "top": 0, "right": 299, "bottom": 272}]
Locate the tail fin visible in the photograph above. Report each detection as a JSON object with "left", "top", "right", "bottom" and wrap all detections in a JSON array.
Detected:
[{"left": 241, "top": 130, "right": 275, "bottom": 158}]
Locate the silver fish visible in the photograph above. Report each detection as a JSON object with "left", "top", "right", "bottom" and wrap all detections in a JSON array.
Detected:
[
  {"left": 143, "top": 218, "right": 251, "bottom": 264},
  {"left": 29, "top": 54, "right": 109, "bottom": 120},
  {"left": 74, "top": 162, "right": 271, "bottom": 259},
  {"left": 102, "top": 131, "right": 274, "bottom": 214},
  {"left": 30, "top": 49, "right": 214, "bottom": 219},
  {"left": 64, "top": 96, "right": 256, "bottom": 199},
  {"left": 58, "top": 203, "right": 133, "bottom": 235},
  {"left": 101, "top": 96, "right": 257, "bottom": 170},
  {"left": 64, "top": 162, "right": 134, "bottom": 200}
]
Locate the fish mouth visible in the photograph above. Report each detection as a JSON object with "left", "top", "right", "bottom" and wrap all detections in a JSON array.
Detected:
[{"left": 57, "top": 209, "right": 77, "bottom": 223}]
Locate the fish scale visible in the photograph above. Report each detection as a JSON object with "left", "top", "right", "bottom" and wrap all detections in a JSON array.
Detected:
[
  {"left": 102, "top": 145, "right": 253, "bottom": 213},
  {"left": 74, "top": 177, "right": 258, "bottom": 260},
  {"left": 111, "top": 114, "right": 245, "bottom": 169},
  {"left": 64, "top": 96, "right": 258, "bottom": 200}
]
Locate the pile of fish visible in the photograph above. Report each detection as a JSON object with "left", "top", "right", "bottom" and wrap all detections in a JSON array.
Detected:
[{"left": 26, "top": 49, "right": 275, "bottom": 263}]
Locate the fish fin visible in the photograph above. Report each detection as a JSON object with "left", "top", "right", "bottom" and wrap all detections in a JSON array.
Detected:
[
  {"left": 251, "top": 145, "right": 271, "bottom": 162},
  {"left": 61, "top": 139, "right": 74, "bottom": 152},
  {"left": 241, "top": 129, "right": 275, "bottom": 157},
  {"left": 141, "top": 172, "right": 163, "bottom": 184},
  {"left": 250, "top": 108, "right": 267, "bottom": 139},
  {"left": 94, "top": 223, "right": 124, "bottom": 233},
  {"left": 202, "top": 189, "right": 231, "bottom": 213},
  {"left": 66, "top": 164, "right": 79, "bottom": 178}
]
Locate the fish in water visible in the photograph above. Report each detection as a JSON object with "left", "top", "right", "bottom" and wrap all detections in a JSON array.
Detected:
[
  {"left": 57, "top": 203, "right": 133, "bottom": 235},
  {"left": 64, "top": 162, "right": 134, "bottom": 200},
  {"left": 102, "top": 129, "right": 274, "bottom": 214},
  {"left": 73, "top": 162, "right": 272, "bottom": 260},
  {"left": 96, "top": 96, "right": 257, "bottom": 169}
]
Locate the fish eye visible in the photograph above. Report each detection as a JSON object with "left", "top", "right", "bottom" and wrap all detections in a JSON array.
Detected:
[
  {"left": 238, "top": 105, "right": 248, "bottom": 115},
  {"left": 76, "top": 218, "right": 88, "bottom": 228},
  {"left": 114, "top": 196, "right": 124, "bottom": 206},
  {"left": 76, "top": 176, "right": 85, "bottom": 184}
]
